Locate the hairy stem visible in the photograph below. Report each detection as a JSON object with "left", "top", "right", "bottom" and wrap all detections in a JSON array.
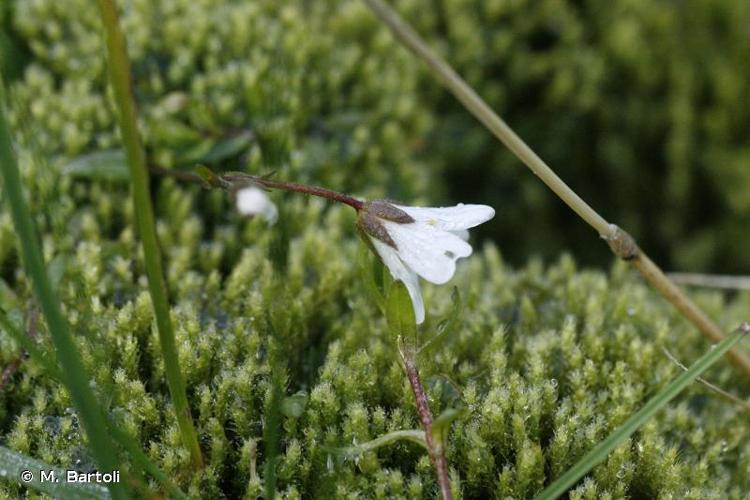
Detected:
[
  {"left": 402, "top": 352, "right": 452, "bottom": 500},
  {"left": 223, "top": 174, "right": 365, "bottom": 210},
  {"left": 362, "top": 0, "right": 750, "bottom": 378},
  {"left": 148, "top": 165, "right": 365, "bottom": 210}
]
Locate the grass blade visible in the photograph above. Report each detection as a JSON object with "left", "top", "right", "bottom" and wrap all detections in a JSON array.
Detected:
[
  {"left": 0, "top": 445, "right": 110, "bottom": 499},
  {"left": 0, "top": 76, "right": 127, "bottom": 498},
  {"left": 0, "top": 309, "right": 188, "bottom": 499},
  {"left": 536, "top": 325, "right": 749, "bottom": 500},
  {"left": 96, "top": 0, "right": 203, "bottom": 468}
]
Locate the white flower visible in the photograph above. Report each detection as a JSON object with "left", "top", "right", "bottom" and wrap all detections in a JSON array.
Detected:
[
  {"left": 235, "top": 186, "right": 278, "bottom": 224},
  {"left": 359, "top": 201, "right": 495, "bottom": 324}
]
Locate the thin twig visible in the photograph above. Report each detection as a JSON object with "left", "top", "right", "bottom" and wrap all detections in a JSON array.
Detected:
[
  {"left": 663, "top": 347, "right": 750, "bottom": 412},
  {"left": 361, "top": 0, "right": 750, "bottom": 378},
  {"left": 666, "top": 273, "right": 750, "bottom": 291},
  {"left": 401, "top": 350, "right": 452, "bottom": 500}
]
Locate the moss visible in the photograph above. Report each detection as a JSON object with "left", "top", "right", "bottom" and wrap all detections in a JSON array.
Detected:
[{"left": 2, "top": 0, "right": 750, "bottom": 498}]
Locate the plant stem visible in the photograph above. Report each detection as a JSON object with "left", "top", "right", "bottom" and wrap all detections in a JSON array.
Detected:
[
  {"left": 0, "top": 76, "right": 127, "bottom": 499},
  {"left": 222, "top": 174, "right": 365, "bottom": 210},
  {"left": 148, "top": 165, "right": 365, "bottom": 210},
  {"left": 362, "top": 0, "right": 750, "bottom": 378},
  {"left": 97, "top": 0, "right": 203, "bottom": 468},
  {"left": 401, "top": 351, "right": 452, "bottom": 500}
]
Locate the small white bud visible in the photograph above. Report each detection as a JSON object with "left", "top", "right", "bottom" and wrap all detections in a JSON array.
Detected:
[{"left": 235, "top": 186, "right": 278, "bottom": 224}]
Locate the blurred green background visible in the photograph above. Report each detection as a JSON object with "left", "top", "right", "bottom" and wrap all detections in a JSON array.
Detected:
[{"left": 2, "top": 0, "right": 749, "bottom": 272}]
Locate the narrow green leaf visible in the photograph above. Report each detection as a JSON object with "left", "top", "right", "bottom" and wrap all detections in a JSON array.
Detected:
[
  {"left": 430, "top": 408, "right": 465, "bottom": 449},
  {"left": 357, "top": 244, "right": 385, "bottom": 311},
  {"left": 0, "top": 310, "right": 188, "bottom": 499},
  {"left": 62, "top": 150, "right": 129, "bottom": 181},
  {"left": 200, "top": 130, "right": 254, "bottom": 164},
  {"left": 97, "top": 0, "right": 202, "bottom": 468},
  {"left": 0, "top": 445, "right": 110, "bottom": 499},
  {"left": 194, "top": 165, "right": 222, "bottom": 188},
  {"left": 536, "top": 327, "right": 748, "bottom": 500},
  {"left": 325, "top": 430, "right": 427, "bottom": 459},
  {"left": 386, "top": 280, "right": 417, "bottom": 343},
  {"left": 1, "top": 71, "right": 128, "bottom": 499}
]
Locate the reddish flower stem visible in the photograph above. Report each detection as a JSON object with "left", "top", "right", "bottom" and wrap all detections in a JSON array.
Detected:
[
  {"left": 147, "top": 165, "right": 364, "bottom": 210},
  {"left": 403, "top": 353, "right": 453, "bottom": 500},
  {"left": 225, "top": 174, "right": 364, "bottom": 211}
]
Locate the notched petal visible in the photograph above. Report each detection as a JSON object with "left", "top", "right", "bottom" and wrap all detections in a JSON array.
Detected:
[{"left": 396, "top": 204, "right": 495, "bottom": 230}]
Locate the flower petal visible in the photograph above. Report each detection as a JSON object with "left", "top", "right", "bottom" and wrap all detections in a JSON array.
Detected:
[
  {"left": 370, "top": 238, "right": 425, "bottom": 324},
  {"left": 450, "top": 229, "right": 469, "bottom": 241},
  {"left": 383, "top": 220, "right": 472, "bottom": 285},
  {"left": 395, "top": 204, "right": 495, "bottom": 231},
  {"left": 236, "top": 187, "right": 278, "bottom": 224}
]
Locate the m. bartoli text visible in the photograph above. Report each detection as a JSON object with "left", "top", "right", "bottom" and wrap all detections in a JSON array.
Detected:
[{"left": 67, "top": 470, "right": 120, "bottom": 483}]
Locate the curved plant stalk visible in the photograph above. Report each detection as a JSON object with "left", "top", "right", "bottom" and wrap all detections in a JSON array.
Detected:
[
  {"left": 96, "top": 0, "right": 202, "bottom": 468},
  {"left": 361, "top": 0, "right": 750, "bottom": 378},
  {"left": 0, "top": 76, "right": 127, "bottom": 499},
  {"left": 536, "top": 324, "right": 749, "bottom": 499},
  {"left": 327, "top": 430, "right": 428, "bottom": 458},
  {"left": 387, "top": 281, "right": 453, "bottom": 500}
]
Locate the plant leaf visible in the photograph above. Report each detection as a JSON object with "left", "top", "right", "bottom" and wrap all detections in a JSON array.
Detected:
[
  {"left": 325, "top": 430, "right": 427, "bottom": 459},
  {"left": 62, "top": 150, "right": 129, "bottom": 181},
  {"left": 177, "top": 130, "right": 254, "bottom": 165},
  {"left": 536, "top": 326, "right": 749, "bottom": 500},
  {"left": 357, "top": 244, "right": 385, "bottom": 312},
  {"left": 200, "top": 130, "right": 254, "bottom": 164},
  {"left": 386, "top": 280, "right": 416, "bottom": 344},
  {"left": 0, "top": 445, "right": 110, "bottom": 499},
  {"left": 431, "top": 408, "right": 465, "bottom": 449}
]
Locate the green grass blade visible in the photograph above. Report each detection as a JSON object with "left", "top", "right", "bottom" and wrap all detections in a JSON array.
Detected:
[
  {"left": 0, "top": 445, "right": 110, "bottom": 499},
  {"left": 0, "top": 309, "right": 188, "bottom": 499},
  {"left": 0, "top": 76, "right": 127, "bottom": 499},
  {"left": 536, "top": 326, "right": 749, "bottom": 500},
  {"left": 96, "top": 0, "right": 203, "bottom": 468}
]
